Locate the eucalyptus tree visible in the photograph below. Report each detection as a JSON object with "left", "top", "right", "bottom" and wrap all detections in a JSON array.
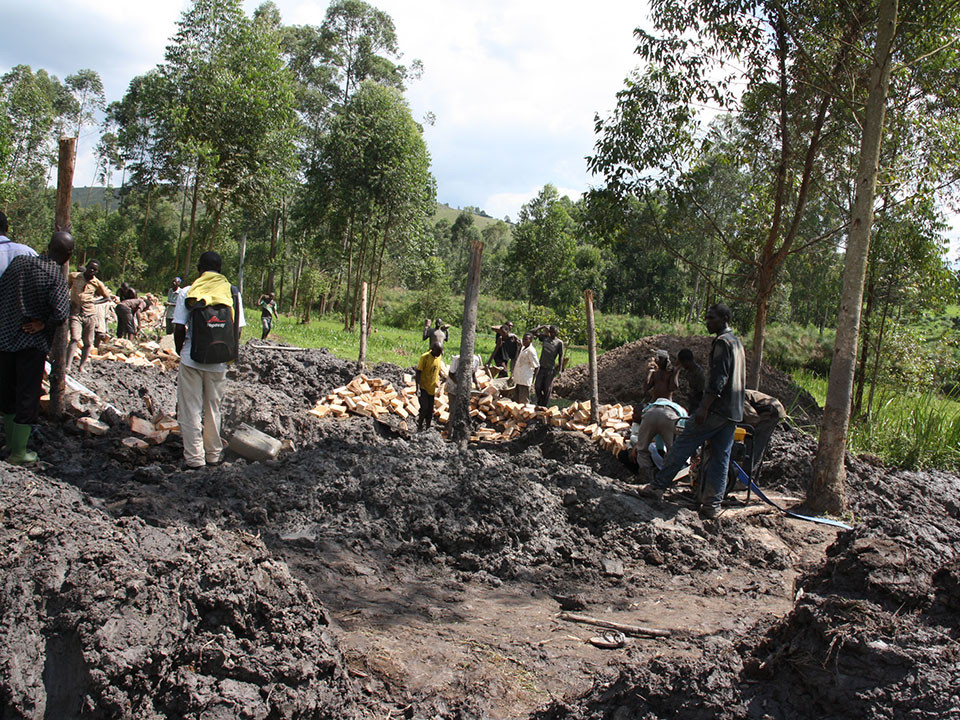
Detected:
[
  {"left": 156, "top": 0, "right": 298, "bottom": 272},
  {"left": 590, "top": 0, "right": 898, "bottom": 388},
  {"left": 65, "top": 69, "right": 105, "bottom": 149},
  {"left": 506, "top": 185, "right": 582, "bottom": 311},
  {"left": 0, "top": 65, "right": 77, "bottom": 239},
  {"left": 853, "top": 198, "right": 952, "bottom": 418},
  {"left": 321, "top": 0, "right": 405, "bottom": 106},
  {"left": 308, "top": 81, "right": 434, "bottom": 328}
]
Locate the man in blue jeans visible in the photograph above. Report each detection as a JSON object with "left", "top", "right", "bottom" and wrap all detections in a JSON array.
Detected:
[{"left": 638, "top": 303, "right": 745, "bottom": 520}]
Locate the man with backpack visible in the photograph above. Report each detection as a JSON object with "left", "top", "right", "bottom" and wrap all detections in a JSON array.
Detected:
[{"left": 173, "top": 251, "right": 245, "bottom": 469}]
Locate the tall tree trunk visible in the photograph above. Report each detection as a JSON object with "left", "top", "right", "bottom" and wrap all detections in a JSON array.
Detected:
[
  {"left": 368, "top": 229, "right": 389, "bottom": 336},
  {"left": 237, "top": 230, "right": 247, "bottom": 297},
  {"left": 141, "top": 183, "right": 153, "bottom": 246},
  {"left": 349, "top": 219, "right": 370, "bottom": 330},
  {"left": 358, "top": 282, "right": 368, "bottom": 368},
  {"left": 585, "top": 290, "right": 600, "bottom": 426},
  {"left": 450, "top": 239, "right": 485, "bottom": 448},
  {"left": 866, "top": 290, "right": 892, "bottom": 419},
  {"left": 267, "top": 209, "right": 279, "bottom": 293},
  {"left": 747, "top": 11, "right": 861, "bottom": 389},
  {"left": 207, "top": 199, "right": 225, "bottom": 250},
  {"left": 174, "top": 177, "right": 190, "bottom": 275},
  {"left": 292, "top": 253, "right": 304, "bottom": 311},
  {"left": 810, "top": 0, "right": 897, "bottom": 515},
  {"left": 853, "top": 275, "right": 876, "bottom": 417},
  {"left": 342, "top": 213, "right": 355, "bottom": 329},
  {"left": 184, "top": 163, "right": 202, "bottom": 276}
]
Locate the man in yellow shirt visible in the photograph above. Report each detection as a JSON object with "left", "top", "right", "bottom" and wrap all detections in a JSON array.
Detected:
[
  {"left": 66, "top": 259, "right": 112, "bottom": 373},
  {"left": 415, "top": 341, "right": 443, "bottom": 431}
]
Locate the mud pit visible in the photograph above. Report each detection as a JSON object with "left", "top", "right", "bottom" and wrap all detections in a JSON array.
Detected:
[{"left": 3, "top": 340, "right": 959, "bottom": 719}]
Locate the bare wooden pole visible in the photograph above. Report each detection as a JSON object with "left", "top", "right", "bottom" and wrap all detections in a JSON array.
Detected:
[
  {"left": 48, "top": 136, "right": 76, "bottom": 418},
  {"left": 585, "top": 289, "right": 600, "bottom": 425},
  {"left": 451, "top": 239, "right": 484, "bottom": 447},
  {"left": 358, "top": 282, "right": 368, "bottom": 368}
]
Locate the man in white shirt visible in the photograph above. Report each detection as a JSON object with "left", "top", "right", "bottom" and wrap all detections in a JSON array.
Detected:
[
  {"left": 0, "top": 212, "right": 38, "bottom": 278},
  {"left": 511, "top": 332, "right": 540, "bottom": 405},
  {"left": 445, "top": 352, "right": 481, "bottom": 394},
  {"left": 173, "top": 252, "right": 246, "bottom": 469}
]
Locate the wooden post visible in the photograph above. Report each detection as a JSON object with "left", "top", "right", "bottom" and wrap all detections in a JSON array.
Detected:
[
  {"left": 358, "top": 282, "right": 368, "bottom": 367},
  {"left": 585, "top": 289, "right": 600, "bottom": 425},
  {"left": 48, "top": 137, "right": 76, "bottom": 418},
  {"left": 451, "top": 239, "right": 484, "bottom": 447}
]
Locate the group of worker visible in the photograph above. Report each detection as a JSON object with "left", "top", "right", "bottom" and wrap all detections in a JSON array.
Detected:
[
  {"left": 415, "top": 318, "right": 565, "bottom": 431},
  {"left": 61, "top": 259, "right": 159, "bottom": 373},
  {"left": 416, "top": 304, "right": 786, "bottom": 520},
  {"left": 2, "top": 212, "right": 787, "bottom": 503},
  {"left": 626, "top": 305, "right": 786, "bottom": 519}
]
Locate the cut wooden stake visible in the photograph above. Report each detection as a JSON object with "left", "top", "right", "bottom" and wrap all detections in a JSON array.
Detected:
[{"left": 558, "top": 611, "right": 671, "bottom": 638}]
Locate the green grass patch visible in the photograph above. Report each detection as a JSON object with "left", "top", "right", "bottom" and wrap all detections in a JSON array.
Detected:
[
  {"left": 793, "top": 369, "right": 960, "bottom": 471},
  {"left": 255, "top": 308, "right": 590, "bottom": 370}
]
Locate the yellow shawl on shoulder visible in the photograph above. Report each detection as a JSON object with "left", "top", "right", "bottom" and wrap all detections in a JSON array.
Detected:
[{"left": 186, "top": 272, "right": 233, "bottom": 308}]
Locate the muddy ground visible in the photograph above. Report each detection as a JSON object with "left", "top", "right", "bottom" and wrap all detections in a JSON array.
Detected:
[{"left": 2, "top": 340, "right": 959, "bottom": 719}]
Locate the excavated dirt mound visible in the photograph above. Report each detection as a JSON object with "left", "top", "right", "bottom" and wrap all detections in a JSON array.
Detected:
[
  {"left": 532, "top": 463, "right": 960, "bottom": 720},
  {"left": 0, "top": 466, "right": 369, "bottom": 719},
  {"left": 554, "top": 334, "right": 821, "bottom": 422},
  {"left": 5, "top": 337, "right": 959, "bottom": 719},
  {"left": 79, "top": 341, "right": 408, "bottom": 447}
]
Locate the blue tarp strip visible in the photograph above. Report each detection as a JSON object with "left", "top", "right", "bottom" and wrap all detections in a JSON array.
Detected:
[{"left": 731, "top": 461, "right": 853, "bottom": 530}]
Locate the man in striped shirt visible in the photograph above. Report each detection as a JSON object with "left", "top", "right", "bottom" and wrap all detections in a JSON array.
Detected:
[{"left": 0, "top": 231, "right": 75, "bottom": 465}]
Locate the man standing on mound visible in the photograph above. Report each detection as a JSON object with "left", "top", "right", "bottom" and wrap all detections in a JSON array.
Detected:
[
  {"left": 639, "top": 303, "right": 745, "bottom": 520},
  {"left": 173, "top": 251, "right": 245, "bottom": 469},
  {"left": 0, "top": 231, "right": 75, "bottom": 465}
]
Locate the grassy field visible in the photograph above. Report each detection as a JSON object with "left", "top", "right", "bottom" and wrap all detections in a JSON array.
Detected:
[
  {"left": 793, "top": 369, "right": 960, "bottom": 471},
  {"left": 253, "top": 309, "right": 588, "bottom": 370}
]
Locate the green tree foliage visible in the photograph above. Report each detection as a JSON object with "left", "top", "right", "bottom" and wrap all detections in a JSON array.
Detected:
[
  {"left": 321, "top": 0, "right": 405, "bottom": 105},
  {"left": 305, "top": 80, "right": 435, "bottom": 327},
  {"left": 505, "top": 185, "right": 584, "bottom": 311},
  {"left": 0, "top": 65, "right": 77, "bottom": 240},
  {"left": 589, "top": 0, "right": 960, "bottom": 390}
]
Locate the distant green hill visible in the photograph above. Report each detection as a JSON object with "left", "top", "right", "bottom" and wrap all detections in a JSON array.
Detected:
[
  {"left": 73, "top": 187, "right": 122, "bottom": 212},
  {"left": 431, "top": 203, "right": 512, "bottom": 231}
]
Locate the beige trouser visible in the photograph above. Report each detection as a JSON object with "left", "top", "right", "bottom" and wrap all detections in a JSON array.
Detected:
[
  {"left": 633, "top": 406, "right": 681, "bottom": 472},
  {"left": 177, "top": 364, "right": 226, "bottom": 467}
]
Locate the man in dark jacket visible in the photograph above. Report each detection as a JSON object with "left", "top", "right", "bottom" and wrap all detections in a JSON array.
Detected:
[
  {"left": 638, "top": 304, "right": 745, "bottom": 520},
  {"left": 0, "top": 231, "right": 75, "bottom": 465}
]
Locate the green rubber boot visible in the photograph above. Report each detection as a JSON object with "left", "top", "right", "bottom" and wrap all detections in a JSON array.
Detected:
[
  {"left": 3, "top": 414, "right": 13, "bottom": 448},
  {"left": 6, "top": 422, "right": 38, "bottom": 465}
]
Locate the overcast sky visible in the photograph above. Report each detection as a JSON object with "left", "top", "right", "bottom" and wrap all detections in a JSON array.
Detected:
[{"left": 0, "top": 0, "right": 650, "bottom": 222}]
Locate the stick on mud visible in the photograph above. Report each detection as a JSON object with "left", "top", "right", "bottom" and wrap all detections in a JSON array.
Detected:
[{"left": 559, "top": 611, "right": 671, "bottom": 638}]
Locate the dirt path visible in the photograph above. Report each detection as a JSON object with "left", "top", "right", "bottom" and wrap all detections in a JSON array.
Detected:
[{"left": 277, "top": 494, "right": 839, "bottom": 718}]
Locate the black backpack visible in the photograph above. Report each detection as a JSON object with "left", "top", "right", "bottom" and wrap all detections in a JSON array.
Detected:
[{"left": 188, "top": 285, "right": 240, "bottom": 364}]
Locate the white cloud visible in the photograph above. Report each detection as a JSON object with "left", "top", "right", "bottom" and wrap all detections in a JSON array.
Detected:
[{"left": 1, "top": 0, "right": 650, "bottom": 219}]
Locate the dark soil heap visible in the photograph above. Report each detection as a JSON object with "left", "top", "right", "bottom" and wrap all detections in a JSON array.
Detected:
[
  {"left": 79, "top": 341, "right": 409, "bottom": 446},
  {"left": 553, "top": 334, "right": 821, "bottom": 422},
  {"left": 0, "top": 466, "right": 367, "bottom": 719},
  {"left": 4, "top": 337, "right": 959, "bottom": 719}
]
